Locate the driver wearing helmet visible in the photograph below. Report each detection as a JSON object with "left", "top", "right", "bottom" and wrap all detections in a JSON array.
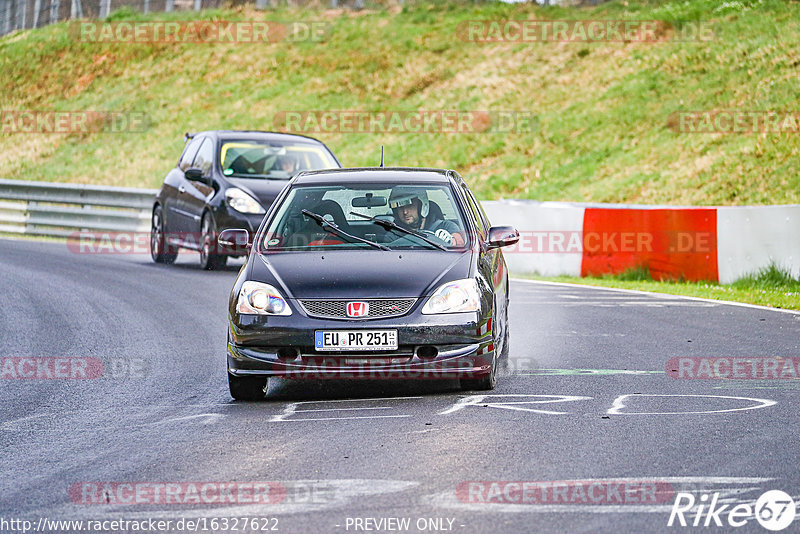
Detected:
[{"left": 388, "top": 186, "right": 464, "bottom": 246}]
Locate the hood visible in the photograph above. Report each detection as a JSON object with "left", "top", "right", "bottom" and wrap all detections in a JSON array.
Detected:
[
  {"left": 229, "top": 177, "right": 290, "bottom": 211},
  {"left": 252, "top": 250, "right": 474, "bottom": 299}
]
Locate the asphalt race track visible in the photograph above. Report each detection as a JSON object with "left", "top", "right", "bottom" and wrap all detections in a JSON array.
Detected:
[{"left": 1, "top": 237, "right": 799, "bottom": 534}]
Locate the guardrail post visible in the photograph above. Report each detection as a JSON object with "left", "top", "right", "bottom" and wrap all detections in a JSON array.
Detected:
[
  {"left": 16, "top": 0, "right": 26, "bottom": 31},
  {"left": 2, "top": 0, "right": 13, "bottom": 34}
]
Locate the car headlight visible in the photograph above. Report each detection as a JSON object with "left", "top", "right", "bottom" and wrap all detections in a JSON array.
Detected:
[
  {"left": 422, "top": 279, "right": 480, "bottom": 314},
  {"left": 236, "top": 281, "right": 291, "bottom": 315},
  {"left": 226, "top": 188, "right": 265, "bottom": 214}
]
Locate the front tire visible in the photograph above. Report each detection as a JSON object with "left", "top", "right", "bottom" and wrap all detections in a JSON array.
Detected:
[
  {"left": 200, "top": 213, "right": 227, "bottom": 270},
  {"left": 461, "top": 308, "right": 504, "bottom": 391},
  {"left": 460, "top": 355, "right": 496, "bottom": 391},
  {"left": 228, "top": 373, "right": 268, "bottom": 401},
  {"left": 150, "top": 205, "right": 177, "bottom": 264}
]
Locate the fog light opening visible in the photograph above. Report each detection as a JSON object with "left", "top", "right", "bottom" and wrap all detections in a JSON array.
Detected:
[
  {"left": 277, "top": 347, "right": 300, "bottom": 361},
  {"left": 417, "top": 346, "right": 438, "bottom": 361}
]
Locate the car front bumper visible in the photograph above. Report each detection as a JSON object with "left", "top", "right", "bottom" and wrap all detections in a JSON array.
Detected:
[{"left": 228, "top": 311, "right": 495, "bottom": 379}]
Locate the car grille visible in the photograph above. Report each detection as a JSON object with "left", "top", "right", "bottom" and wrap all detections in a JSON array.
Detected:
[{"left": 298, "top": 299, "right": 417, "bottom": 320}]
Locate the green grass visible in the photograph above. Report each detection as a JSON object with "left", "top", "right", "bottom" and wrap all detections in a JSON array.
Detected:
[
  {"left": 1, "top": 0, "right": 800, "bottom": 205},
  {"left": 527, "top": 264, "right": 800, "bottom": 310}
]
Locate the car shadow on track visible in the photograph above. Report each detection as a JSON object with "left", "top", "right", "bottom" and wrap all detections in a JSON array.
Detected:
[
  {"left": 138, "top": 256, "right": 245, "bottom": 273},
  {"left": 249, "top": 377, "right": 464, "bottom": 402}
]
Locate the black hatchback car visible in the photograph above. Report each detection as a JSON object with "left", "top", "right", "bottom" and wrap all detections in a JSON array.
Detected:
[
  {"left": 221, "top": 167, "right": 519, "bottom": 400},
  {"left": 150, "top": 130, "right": 341, "bottom": 270}
]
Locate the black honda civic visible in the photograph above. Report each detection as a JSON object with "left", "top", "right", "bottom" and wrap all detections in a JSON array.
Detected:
[{"left": 220, "top": 167, "right": 519, "bottom": 400}]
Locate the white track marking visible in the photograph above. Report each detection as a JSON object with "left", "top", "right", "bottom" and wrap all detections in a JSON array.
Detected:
[
  {"left": 513, "top": 279, "right": 800, "bottom": 315},
  {"left": 512, "top": 300, "right": 717, "bottom": 307},
  {"left": 439, "top": 395, "right": 593, "bottom": 416},
  {"left": 425, "top": 477, "right": 785, "bottom": 515},
  {"left": 607, "top": 394, "right": 777, "bottom": 415},
  {"left": 270, "top": 396, "right": 422, "bottom": 422},
  {"left": 37, "top": 479, "right": 420, "bottom": 519}
]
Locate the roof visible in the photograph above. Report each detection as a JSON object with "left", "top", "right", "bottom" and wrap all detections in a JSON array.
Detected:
[
  {"left": 293, "top": 167, "right": 455, "bottom": 185},
  {"left": 191, "top": 130, "right": 329, "bottom": 145}
]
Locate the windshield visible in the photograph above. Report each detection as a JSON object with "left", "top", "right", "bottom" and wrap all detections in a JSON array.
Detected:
[
  {"left": 259, "top": 183, "right": 470, "bottom": 252},
  {"left": 219, "top": 140, "right": 338, "bottom": 179}
]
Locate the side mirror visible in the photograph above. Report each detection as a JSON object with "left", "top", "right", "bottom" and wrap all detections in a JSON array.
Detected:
[
  {"left": 218, "top": 228, "right": 251, "bottom": 254},
  {"left": 486, "top": 226, "right": 520, "bottom": 249},
  {"left": 185, "top": 167, "right": 212, "bottom": 186}
]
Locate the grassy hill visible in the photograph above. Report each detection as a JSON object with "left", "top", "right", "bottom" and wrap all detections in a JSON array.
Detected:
[{"left": 1, "top": 0, "right": 799, "bottom": 204}]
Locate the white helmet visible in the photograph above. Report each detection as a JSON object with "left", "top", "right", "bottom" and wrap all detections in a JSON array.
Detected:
[{"left": 388, "top": 186, "right": 429, "bottom": 218}]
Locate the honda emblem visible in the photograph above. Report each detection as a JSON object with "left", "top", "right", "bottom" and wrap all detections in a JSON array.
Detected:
[{"left": 346, "top": 301, "right": 369, "bottom": 318}]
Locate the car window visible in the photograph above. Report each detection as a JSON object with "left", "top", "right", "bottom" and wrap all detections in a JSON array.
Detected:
[
  {"left": 259, "top": 183, "right": 470, "bottom": 252},
  {"left": 466, "top": 187, "right": 491, "bottom": 231},
  {"left": 178, "top": 138, "right": 203, "bottom": 171},
  {"left": 219, "top": 141, "right": 339, "bottom": 180},
  {"left": 192, "top": 138, "right": 215, "bottom": 176},
  {"left": 461, "top": 185, "right": 486, "bottom": 236}
]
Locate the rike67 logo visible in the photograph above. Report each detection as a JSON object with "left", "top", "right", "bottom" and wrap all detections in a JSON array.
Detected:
[{"left": 669, "top": 489, "right": 796, "bottom": 531}]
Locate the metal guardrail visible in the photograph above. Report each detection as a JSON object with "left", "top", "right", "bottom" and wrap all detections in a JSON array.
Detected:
[
  {"left": 0, "top": 178, "right": 157, "bottom": 238},
  {"left": 0, "top": 0, "right": 369, "bottom": 38}
]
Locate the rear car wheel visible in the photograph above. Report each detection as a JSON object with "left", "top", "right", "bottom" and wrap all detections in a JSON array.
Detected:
[
  {"left": 200, "top": 213, "right": 227, "bottom": 270},
  {"left": 150, "top": 205, "right": 177, "bottom": 264},
  {"left": 228, "top": 373, "right": 268, "bottom": 401}
]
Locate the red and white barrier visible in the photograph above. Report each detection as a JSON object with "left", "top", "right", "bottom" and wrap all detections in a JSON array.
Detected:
[
  {"left": 717, "top": 206, "right": 800, "bottom": 284},
  {"left": 481, "top": 200, "right": 800, "bottom": 283}
]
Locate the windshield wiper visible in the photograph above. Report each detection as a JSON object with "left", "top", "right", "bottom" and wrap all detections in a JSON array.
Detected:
[
  {"left": 349, "top": 211, "right": 447, "bottom": 251},
  {"left": 301, "top": 210, "right": 391, "bottom": 251}
]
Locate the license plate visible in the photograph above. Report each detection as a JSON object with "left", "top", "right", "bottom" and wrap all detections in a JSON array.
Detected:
[{"left": 315, "top": 330, "right": 398, "bottom": 351}]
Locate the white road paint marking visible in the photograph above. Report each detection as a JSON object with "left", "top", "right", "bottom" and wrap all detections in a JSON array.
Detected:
[
  {"left": 607, "top": 394, "right": 777, "bottom": 415},
  {"left": 270, "top": 396, "right": 422, "bottom": 422},
  {"left": 425, "top": 477, "right": 784, "bottom": 515},
  {"left": 518, "top": 369, "right": 664, "bottom": 376},
  {"left": 513, "top": 278, "right": 800, "bottom": 315},
  {"left": 439, "top": 395, "right": 593, "bottom": 416},
  {"left": 272, "top": 415, "right": 411, "bottom": 422},
  {"left": 513, "top": 300, "right": 717, "bottom": 307},
  {"left": 0, "top": 406, "right": 230, "bottom": 431},
  {"left": 142, "top": 413, "right": 224, "bottom": 426},
  {"left": 36, "top": 479, "right": 420, "bottom": 519}
]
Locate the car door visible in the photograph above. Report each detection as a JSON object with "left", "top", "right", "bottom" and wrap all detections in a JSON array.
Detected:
[
  {"left": 178, "top": 136, "right": 216, "bottom": 245},
  {"left": 166, "top": 136, "right": 204, "bottom": 238}
]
